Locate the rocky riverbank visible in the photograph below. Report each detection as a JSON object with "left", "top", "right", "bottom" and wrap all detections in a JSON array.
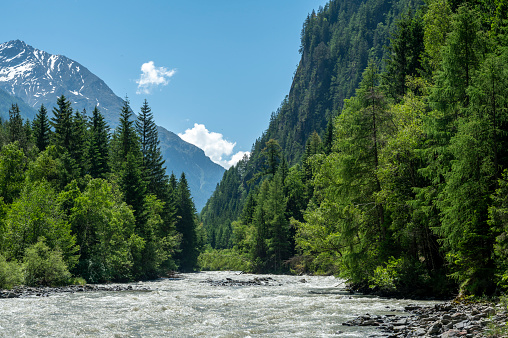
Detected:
[
  {"left": 0, "top": 284, "right": 153, "bottom": 298},
  {"left": 343, "top": 301, "right": 507, "bottom": 337}
]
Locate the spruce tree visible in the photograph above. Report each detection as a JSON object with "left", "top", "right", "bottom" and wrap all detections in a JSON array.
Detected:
[
  {"left": 32, "top": 104, "right": 51, "bottom": 151},
  {"left": 111, "top": 99, "right": 145, "bottom": 218},
  {"left": 136, "top": 99, "right": 168, "bottom": 199},
  {"left": 265, "top": 167, "right": 290, "bottom": 272},
  {"left": 174, "top": 173, "right": 199, "bottom": 272},
  {"left": 8, "top": 103, "right": 26, "bottom": 150},
  {"left": 384, "top": 11, "right": 425, "bottom": 100},
  {"left": 88, "top": 106, "right": 110, "bottom": 178},
  {"left": 51, "top": 95, "right": 73, "bottom": 151},
  {"left": 71, "top": 108, "right": 88, "bottom": 176},
  {"left": 111, "top": 99, "right": 139, "bottom": 169}
]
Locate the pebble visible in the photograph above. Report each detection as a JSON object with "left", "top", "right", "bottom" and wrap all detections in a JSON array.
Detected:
[{"left": 342, "top": 301, "right": 506, "bottom": 337}]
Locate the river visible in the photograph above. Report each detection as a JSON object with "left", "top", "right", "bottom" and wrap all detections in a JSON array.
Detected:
[{"left": 0, "top": 271, "right": 440, "bottom": 337}]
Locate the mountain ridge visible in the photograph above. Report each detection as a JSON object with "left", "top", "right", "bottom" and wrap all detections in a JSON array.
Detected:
[{"left": 0, "top": 39, "right": 224, "bottom": 210}]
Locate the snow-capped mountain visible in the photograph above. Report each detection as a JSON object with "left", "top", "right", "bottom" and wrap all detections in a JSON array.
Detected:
[
  {"left": 0, "top": 39, "right": 124, "bottom": 125},
  {"left": 0, "top": 40, "right": 224, "bottom": 210}
]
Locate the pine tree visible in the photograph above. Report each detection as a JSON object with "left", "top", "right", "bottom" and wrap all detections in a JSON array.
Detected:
[
  {"left": 251, "top": 179, "right": 270, "bottom": 272},
  {"left": 174, "top": 173, "right": 199, "bottom": 272},
  {"left": 265, "top": 167, "right": 290, "bottom": 272},
  {"left": 111, "top": 99, "right": 145, "bottom": 217},
  {"left": 8, "top": 103, "right": 26, "bottom": 150},
  {"left": 436, "top": 51, "right": 508, "bottom": 295},
  {"left": 32, "top": 104, "right": 51, "bottom": 151},
  {"left": 88, "top": 106, "right": 110, "bottom": 178},
  {"left": 51, "top": 95, "right": 73, "bottom": 151},
  {"left": 384, "top": 11, "right": 425, "bottom": 100},
  {"left": 71, "top": 108, "right": 88, "bottom": 176},
  {"left": 110, "top": 99, "right": 139, "bottom": 169},
  {"left": 136, "top": 99, "right": 168, "bottom": 199}
]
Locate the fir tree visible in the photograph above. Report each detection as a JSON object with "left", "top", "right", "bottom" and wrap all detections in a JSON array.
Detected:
[
  {"left": 136, "top": 99, "right": 168, "bottom": 199},
  {"left": 51, "top": 95, "right": 73, "bottom": 151},
  {"left": 174, "top": 173, "right": 199, "bottom": 272},
  {"left": 32, "top": 104, "right": 51, "bottom": 151},
  {"left": 8, "top": 103, "right": 27, "bottom": 150},
  {"left": 88, "top": 106, "right": 110, "bottom": 178}
]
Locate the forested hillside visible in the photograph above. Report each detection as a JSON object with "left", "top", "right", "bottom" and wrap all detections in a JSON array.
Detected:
[
  {"left": 201, "top": 0, "right": 422, "bottom": 253},
  {"left": 0, "top": 96, "right": 202, "bottom": 288},
  {"left": 200, "top": 0, "right": 508, "bottom": 297}
]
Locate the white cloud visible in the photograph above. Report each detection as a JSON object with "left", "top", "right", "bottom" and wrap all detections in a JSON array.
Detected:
[
  {"left": 225, "top": 151, "right": 250, "bottom": 168},
  {"left": 178, "top": 123, "right": 250, "bottom": 169},
  {"left": 136, "top": 61, "right": 176, "bottom": 94}
]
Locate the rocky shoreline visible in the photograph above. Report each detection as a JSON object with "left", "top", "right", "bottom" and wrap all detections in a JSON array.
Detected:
[
  {"left": 343, "top": 301, "right": 507, "bottom": 337},
  {"left": 0, "top": 284, "right": 153, "bottom": 298}
]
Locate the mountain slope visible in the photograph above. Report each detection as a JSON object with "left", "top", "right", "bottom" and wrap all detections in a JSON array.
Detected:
[
  {"left": 0, "top": 87, "right": 37, "bottom": 121},
  {"left": 0, "top": 40, "right": 224, "bottom": 210},
  {"left": 0, "top": 40, "right": 124, "bottom": 127},
  {"left": 201, "top": 0, "right": 422, "bottom": 245}
]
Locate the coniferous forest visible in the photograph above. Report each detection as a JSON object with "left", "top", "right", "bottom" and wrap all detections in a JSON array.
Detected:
[
  {"left": 0, "top": 96, "right": 202, "bottom": 288},
  {"left": 200, "top": 0, "right": 508, "bottom": 298}
]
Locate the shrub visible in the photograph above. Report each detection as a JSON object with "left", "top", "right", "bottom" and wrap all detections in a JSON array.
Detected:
[
  {"left": 198, "top": 248, "right": 251, "bottom": 272},
  {"left": 0, "top": 255, "right": 23, "bottom": 289},
  {"left": 23, "top": 238, "right": 71, "bottom": 286}
]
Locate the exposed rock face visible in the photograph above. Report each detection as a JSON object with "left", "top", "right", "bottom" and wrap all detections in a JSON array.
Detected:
[{"left": 342, "top": 302, "right": 506, "bottom": 337}]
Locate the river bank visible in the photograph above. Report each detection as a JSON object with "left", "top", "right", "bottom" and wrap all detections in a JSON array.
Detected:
[
  {"left": 343, "top": 301, "right": 507, "bottom": 337},
  {"left": 0, "top": 283, "right": 154, "bottom": 298}
]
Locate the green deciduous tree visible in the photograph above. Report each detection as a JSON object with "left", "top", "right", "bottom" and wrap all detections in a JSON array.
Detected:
[
  {"left": 69, "top": 178, "right": 142, "bottom": 282},
  {"left": 4, "top": 182, "right": 77, "bottom": 267}
]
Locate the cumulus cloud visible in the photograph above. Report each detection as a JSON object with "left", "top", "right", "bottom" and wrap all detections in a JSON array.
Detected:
[
  {"left": 178, "top": 123, "right": 250, "bottom": 169},
  {"left": 136, "top": 61, "right": 176, "bottom": 94}
]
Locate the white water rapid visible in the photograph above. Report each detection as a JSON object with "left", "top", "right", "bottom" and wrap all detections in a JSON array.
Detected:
[{"left": 0, "top": 271, "right": 440, "bottom": 337}]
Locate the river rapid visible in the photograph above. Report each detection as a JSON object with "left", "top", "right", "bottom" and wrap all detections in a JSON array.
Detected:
[{"left": 0, "top": 271, "right": 441, "bottom": 337}]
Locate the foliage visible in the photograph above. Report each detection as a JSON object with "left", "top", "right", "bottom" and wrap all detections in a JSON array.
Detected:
[
  {"left": 198, "top": 248, "right": 251, "bottom": 272},
  {"left": 23, "top": 238, "right": 71, "bottom": 287},
  {"left": 0, "top": 254, "right": 23, "bottom": 289},
  {"left": 0, "top": 94, "right": 198, "bottom": 287}
]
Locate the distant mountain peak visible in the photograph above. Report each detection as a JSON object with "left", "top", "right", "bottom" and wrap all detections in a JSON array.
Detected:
[
  {"left": 0, "top": 39, "right": 121, "bottom": 124},
  {"left": 0, "top": 39, "right": 224, "bottom": 210}
]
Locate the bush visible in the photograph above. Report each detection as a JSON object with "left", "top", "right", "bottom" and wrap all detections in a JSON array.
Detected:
[
  {"left": 23, "top": 238, "right": 71, "bottom": 286},
  {"left": 198, "top": 248, "right": 251, "bottom": 272},
  {"left": 0, "top": 254, "right": 23, "bottom": 289}
]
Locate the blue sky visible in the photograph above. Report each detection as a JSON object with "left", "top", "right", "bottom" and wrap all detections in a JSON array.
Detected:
[{"left": 2, "top": 0, "right": 328, "bottom": 168}]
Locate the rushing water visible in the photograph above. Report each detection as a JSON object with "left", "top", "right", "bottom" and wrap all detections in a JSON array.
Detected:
[{"left": 0, "top": 271, "right": 440, "bottom": 337}]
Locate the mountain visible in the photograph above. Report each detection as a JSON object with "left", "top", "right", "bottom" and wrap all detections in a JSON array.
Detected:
[
  {"left": 201, "top": 0, "right": 422, "bottom": 246},
  {"left": 0, "top": 87, "right": 37, "bottom": 121},
  {"left": 0, "top": 39, "right": 224, "bottom": 210}
]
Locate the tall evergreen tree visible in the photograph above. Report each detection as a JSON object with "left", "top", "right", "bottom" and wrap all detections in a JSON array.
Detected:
[
  {"left": 51, "top": 95, "right": 73, "bottom": 151},
  {"left": 32, "top": 104, "right": 51, "bottom": 151},
  {"left": 71, "top": 108, "right": 88, "bottom": 176},
  {"left": 110, "top": 99, "right": 139, "bottom": 170},
  {"left": 265, "top": 167, "right": 291, "bottom": 272},
  {"left": 384, "top": 11, "right": 425, "bottom": 100},
  {"left": 136, "top": 99, "right": 167, "bottom": 199},
  {"left": 88, "top": 106, "right": 110, "bottom": 179},
  {"left": 174, "top": 173, "right": 199, "bottom": 272},
  {"left": 8, "top": 103, "right": 27, "bottom": 151}
]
